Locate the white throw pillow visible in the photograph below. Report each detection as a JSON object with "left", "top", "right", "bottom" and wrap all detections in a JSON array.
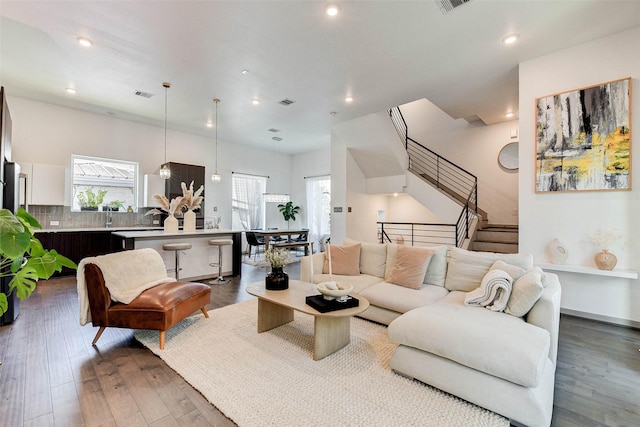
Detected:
[
  {"left": 505, "top": 271, "right": 544, "bottom": 317},
  {"left": 444, "top": 247, "right": 533, "bottom": 292},
  {"left": 490, "top": 260, "right": 526, "bottom": 281},
  {"left": 343, "top": 237, "right": 387, "bottom": 278}
]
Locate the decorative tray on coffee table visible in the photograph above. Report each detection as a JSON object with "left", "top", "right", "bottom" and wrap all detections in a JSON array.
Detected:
[{"left": 305, "top": 294, "right": 359, "bottom": 313}]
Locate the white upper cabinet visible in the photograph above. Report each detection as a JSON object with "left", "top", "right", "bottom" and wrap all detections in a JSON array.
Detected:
[
  {"left": 143, "top": 174, "right": 164, "bottom": 207},
  {"left": 22, "top": 163, "right": 66, "bottom": 206}
]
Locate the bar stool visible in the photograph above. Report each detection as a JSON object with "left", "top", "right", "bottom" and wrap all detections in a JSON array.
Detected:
[
  {"left": 209, "top": 238, "right": 233, "bottom": 284},
  {"left": 162, "top": 242, "right": 192, "bottom": 281}
]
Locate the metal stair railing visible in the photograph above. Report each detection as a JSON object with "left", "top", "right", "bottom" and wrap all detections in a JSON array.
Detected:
[{"left": 387, "top": 106, "right": 479, "bottom": 247}]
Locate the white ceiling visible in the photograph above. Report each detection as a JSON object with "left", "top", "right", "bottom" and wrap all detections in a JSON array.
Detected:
[{"left": 1, "top": 1, "right": 639, "bottom": 154}]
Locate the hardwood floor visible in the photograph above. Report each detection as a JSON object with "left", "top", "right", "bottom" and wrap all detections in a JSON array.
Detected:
[{"left": 1, "top": 261, "right": 639, "bottom": 426}]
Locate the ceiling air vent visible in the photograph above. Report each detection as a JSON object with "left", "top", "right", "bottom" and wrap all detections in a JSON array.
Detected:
[
  {"left": 134, "top": 90, "right": 154, "bottom": 98},
  {"left": 436, "top": 0, "right": 472, "bottom": 14},
  {"left": 278, "top": 98, "right": 296, "bottom": 106}
]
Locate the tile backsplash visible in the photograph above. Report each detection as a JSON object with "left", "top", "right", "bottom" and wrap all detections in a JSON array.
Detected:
[{"left": 28, "top": 205, "right": 161, "bottom": 229}]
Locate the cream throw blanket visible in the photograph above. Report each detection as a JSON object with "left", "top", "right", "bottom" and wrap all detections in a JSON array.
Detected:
[
  {"left": 77, "top": 248, "right": 176, "bottom": 325},
  {"left": 464, "top": 269, "right": 513, "bottom": 312}
]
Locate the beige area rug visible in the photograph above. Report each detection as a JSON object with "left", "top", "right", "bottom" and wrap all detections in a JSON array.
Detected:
[{"left": 135, "top": 299, "right": 508, "bottom": 427}]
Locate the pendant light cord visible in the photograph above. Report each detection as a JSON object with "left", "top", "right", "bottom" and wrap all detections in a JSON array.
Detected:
[
  {"left": 164, "top": 86, "right": 167, "bottom": 164},
  {"left": 215, "top": 99, "right": 218, "bottom": 171}
]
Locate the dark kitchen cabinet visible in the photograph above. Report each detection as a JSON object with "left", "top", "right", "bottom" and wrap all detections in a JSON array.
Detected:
[{"left": 37, "top": 231, "right": 123, "bottom": 277}]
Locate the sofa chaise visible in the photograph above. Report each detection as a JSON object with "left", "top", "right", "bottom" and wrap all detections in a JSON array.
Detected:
[{"left": 301, "top": 239, "right": 561, "bottom": 427}]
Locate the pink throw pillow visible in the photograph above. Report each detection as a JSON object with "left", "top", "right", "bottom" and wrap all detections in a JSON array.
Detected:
[
  {"left": 387, "top": 245, "right": 434, "bottom": 289},
  {"left": 322, "top": 244, "right": 361, "bottom": 276}
]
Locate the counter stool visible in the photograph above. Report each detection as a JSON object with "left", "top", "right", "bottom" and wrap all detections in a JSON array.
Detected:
[
  {"left": 209, "top": 239, "right": 233, "bottom": 284},
  {"left": 162, "top": 242, "right": 192, "bottom": 281}
]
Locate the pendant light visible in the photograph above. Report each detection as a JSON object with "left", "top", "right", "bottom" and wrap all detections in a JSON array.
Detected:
[
  {"left": 211, "top": 98, "right": 221, "bottom": 183},
  {"left": 159, "top": 82, "right": 171, "bottom": 180}
]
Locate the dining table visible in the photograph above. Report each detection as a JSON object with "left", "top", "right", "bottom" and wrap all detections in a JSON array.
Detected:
[{"left": 253, "top": 229, "right": 310, "bottom": 251}]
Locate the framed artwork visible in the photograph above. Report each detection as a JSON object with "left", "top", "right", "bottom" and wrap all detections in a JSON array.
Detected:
[{"left": 535, "top": 77, "right": 632, "bottom": 192}]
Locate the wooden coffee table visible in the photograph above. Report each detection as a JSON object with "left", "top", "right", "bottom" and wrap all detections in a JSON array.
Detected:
[{"left": 246, "top": 280, "right": 370, "bottom": 360}]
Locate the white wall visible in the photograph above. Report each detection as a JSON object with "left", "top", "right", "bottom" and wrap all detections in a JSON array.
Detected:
[
  {"left": 519, "top": 27, "right": 640, "bottom": 326},
  {"left": 8, "top": 96, "right": 329, "bottom": 230},
  {"left": 400, "top": 99, "right": 520, "bottom": 225}
]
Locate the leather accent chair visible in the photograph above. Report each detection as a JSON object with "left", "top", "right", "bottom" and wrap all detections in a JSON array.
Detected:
[{"left": 84, "top": 263, "right": 211, "bottom": 349}]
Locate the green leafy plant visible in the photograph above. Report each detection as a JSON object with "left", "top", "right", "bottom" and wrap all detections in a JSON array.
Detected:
[
  {"left": 0, "top": 208, "right": 77, "bottom": 316},
  {"left": 108, "top": 200, "right": 124, "bottom": 210},
  {"left": 277, "top": 201, "right": 300, "bottom": 228},
  {"left": 77, "top": 188, "right": 108, "bottom": 208}
]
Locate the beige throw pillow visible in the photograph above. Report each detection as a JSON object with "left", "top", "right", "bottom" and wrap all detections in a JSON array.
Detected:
[
  {"left": 387, "top": 245, "right": 434, "bottom": 289},
  {"left": 505, "top": 271, "right": 544, "bottom": 317},
  {"left": 322, "top": 244, "right": 361, "bottom": 276},
  {"left": 385, "top": 244, "right": 448, "bottom": 287}
]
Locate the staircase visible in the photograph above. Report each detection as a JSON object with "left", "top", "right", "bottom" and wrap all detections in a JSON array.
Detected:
[
  {"left": 471, "top": 225, "right": 519, "bottom": 253},
  {"left": 388, "top": 106, "right": 518, "bottom": 252}
]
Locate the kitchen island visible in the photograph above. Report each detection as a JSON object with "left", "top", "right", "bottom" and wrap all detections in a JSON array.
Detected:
[{"left": 113, "top": 229, "right": 243, "bottom": 281}]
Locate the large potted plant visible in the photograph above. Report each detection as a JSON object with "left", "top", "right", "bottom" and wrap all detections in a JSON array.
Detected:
[
  {"left": 0, "top": 208, "right": 77, "bottom": 317},
  {"left": 277, "top": 201, "right": 300, "bottom": 229}
]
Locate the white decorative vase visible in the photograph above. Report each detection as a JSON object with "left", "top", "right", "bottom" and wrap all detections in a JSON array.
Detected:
[
  {"left": 546, "top": 238, "right": 568, "bottom": 264},
  {"left": 183, "top": 210, "right": 196, "bottom": 232},
  {"left": 594, "top": 250, "right": 617, "bottom": 271},
  {"left": 164, "top": 215, "right": 179, "bottom": 233}
]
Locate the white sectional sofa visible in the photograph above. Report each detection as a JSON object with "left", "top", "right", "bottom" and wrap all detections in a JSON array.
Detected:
[{"left": 300, "top": 239, "right": 561, "bottom": 427}]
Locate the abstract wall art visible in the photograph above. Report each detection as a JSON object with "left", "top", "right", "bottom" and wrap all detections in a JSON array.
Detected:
[{"left": 535, "top": 77, "right": 632, "bottom": 192}]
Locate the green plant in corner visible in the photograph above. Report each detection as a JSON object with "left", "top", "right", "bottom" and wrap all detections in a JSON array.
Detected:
[
  {"left": 277, "top": 201, "right": 300, "bottom": 229},
  {"left": 0, "top": 208, "right": 77, "bottom": 316}
]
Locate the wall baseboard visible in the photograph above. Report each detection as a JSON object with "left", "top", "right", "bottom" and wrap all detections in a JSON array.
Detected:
[{"left": 560, "top": 308, "right": 640, "bottom": 330}]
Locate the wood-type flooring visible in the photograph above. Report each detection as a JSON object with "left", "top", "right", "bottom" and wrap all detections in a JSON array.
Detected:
[{"left": 1, "top": 261, "right": 638, "bottom": 426}]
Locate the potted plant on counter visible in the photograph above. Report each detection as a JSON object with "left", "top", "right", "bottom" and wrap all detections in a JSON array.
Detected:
[
  {"left": 0, "top": 208, "right": 77, "bottom": 317},
  {"left": 77, "top": 188, "right": 108, "bottom": 211}
]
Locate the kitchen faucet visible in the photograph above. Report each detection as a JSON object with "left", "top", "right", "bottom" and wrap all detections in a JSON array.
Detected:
[{"left": 105, "top": 205, "right": 112, "bottom": 228}]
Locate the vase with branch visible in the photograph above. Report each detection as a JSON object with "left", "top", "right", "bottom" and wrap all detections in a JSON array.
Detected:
[
  {"left": 145, "top": 195, "right": 184, "bottom": 233},
  {"left": 180, "top": 181, "right": 204, "bottom": 232},
  {"left": 590, "top": 229, "right": 622, "bottom": 270}
]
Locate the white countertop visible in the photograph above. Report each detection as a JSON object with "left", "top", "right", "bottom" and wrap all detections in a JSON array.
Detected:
[
  {"left": 35, "top": 226, "right": 164, "bottom": 233},
  {"left": 113, "top": 229, "right": 242, "bottom": 239}
]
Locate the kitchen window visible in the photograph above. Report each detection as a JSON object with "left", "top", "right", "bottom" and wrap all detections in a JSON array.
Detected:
[{"left": 71, "top": 155, "right": 139, "bottom": 212}]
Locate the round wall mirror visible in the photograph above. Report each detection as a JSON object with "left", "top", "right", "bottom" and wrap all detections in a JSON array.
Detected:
[{"left": 498, "top": 141, "right": 519, "bottom": 170}]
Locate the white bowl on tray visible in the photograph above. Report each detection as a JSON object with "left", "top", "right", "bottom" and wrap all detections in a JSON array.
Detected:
[{"left": 316, "top": 282, "right": 354, "bottom": 301}]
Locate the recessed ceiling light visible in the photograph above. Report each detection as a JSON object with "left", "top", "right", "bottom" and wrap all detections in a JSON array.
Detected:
[
  {"left": 325, "top": 4, "right": 339, "bottom": 16},
  {"left": 272, "top": 137, "right": 283, "bottom": 141},
  {"left": 252, "top": 98, "right": 260, "bottom": 105},
  {"left": 345, "top": 96, "right": 353, "bottom": 103},
  {"left": 501, "top": 33, "right": 519, "bottom": 45},
  {"left": 65, "top": 87, "right": 77, "bottom": 94},
  {"left": 241, "top": 69, "right": 249, "bottom": 75},
  {"left": 505, "top": 112, "right": 515, "bottom": 118},
  {"left": 77, "top": 37, "right": 93, "bottom": 47},
  {"left": 206, "top": 122, "right": 214, "bottom": 128}
]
